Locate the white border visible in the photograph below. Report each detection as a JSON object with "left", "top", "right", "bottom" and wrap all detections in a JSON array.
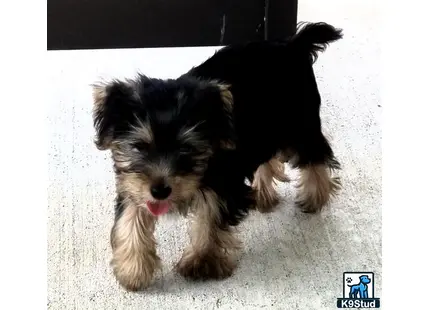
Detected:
[
  {"left": 1, "top": 0, "right": 429, "bottom": 309},
  {"left": 0, "top": 0, "right": 46, "bottom": 309},
  {"left": 383, "top": 0, "right": 430, "bottom": 308}
]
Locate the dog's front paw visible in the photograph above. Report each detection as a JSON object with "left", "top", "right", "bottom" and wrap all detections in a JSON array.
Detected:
[
  {"left": 111, "top": 253, "right": 161, "bottom": 291},
  {"left": 176, "top": 247, "right": 237, "bottom": 280}
]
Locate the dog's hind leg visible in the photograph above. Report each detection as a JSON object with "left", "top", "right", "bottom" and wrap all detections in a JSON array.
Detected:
[
  {"left": 252, "top": 155, "right": 289, "bottom": 213},
  {"left": 295, "top": 161, "right": 341, "bottom": 212},
  {"left": 287, "top": 130, "right": 341, "bottom": 213}
]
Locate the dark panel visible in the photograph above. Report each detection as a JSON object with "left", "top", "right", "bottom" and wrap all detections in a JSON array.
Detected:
[
  {"left": 47, "top": 0, "right": 298, "bottom": 50},
  {"left": 266, "top": 0, "right": 298, "bottom": 40}
]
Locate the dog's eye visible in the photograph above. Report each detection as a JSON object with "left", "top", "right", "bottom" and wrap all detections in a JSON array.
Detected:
[{"left": 131, "top": 141, "right": 149, "bottom": 153}]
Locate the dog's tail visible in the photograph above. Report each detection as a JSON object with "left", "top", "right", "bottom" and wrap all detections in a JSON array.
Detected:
[{"left": 291, "top": 22, "right": 343, "bottom": 63}]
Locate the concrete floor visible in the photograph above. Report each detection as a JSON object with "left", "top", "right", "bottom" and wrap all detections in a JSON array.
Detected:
[{"left": 47, "top": 0, "right": 381, "bottom": 309}]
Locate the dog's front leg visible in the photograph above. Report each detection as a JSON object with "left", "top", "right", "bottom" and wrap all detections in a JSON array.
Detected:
[
  {"left": 110, "top": 199, "right": 161, "bottom": 291},
  {"left": 176, "top": 189, "right": 241, "bottom": 280},
  {"left": 363, "top": 289, "right": 368, "bottom": 299}
]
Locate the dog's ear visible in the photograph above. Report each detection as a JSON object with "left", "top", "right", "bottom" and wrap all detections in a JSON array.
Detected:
[
  {"left": 195, "top": 83, "right": 236, "bottom": 150},
  {"left": 91, "top": 80, "right": 139, "bottom": 150}
]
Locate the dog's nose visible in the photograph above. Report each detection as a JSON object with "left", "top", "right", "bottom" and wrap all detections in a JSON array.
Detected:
[{"left": 150, "top": 182, "right": 172, "bottom": 200}]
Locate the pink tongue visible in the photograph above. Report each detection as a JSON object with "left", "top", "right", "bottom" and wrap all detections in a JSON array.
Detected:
[{"left": 146, "top": 201, "right": 170, "bottom": 216}]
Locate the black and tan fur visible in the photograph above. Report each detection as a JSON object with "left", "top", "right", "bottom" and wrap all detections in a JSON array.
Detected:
[{"left": 91, "top": 22, "right": 343, "bottom": 291}]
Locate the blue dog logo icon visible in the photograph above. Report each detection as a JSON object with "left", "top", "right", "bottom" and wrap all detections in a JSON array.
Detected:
[
  {"left": 337, "top": 272, "right": 380, "bottom": 308},
  {"left": 347, "top": 275, "right": 371, "bottom": 299}
]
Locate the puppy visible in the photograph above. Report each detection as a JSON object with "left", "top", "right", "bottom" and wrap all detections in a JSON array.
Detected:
[{"left": 91, "top": 22, "right": 343, "bottom": 291}]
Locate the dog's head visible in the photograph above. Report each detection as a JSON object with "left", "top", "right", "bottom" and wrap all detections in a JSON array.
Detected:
[
  {"left": 359, "top": 275, "right": 371, "bottom": 284},
  {"left": 91, "top": 74, "right": 235, "bottom": 216}
]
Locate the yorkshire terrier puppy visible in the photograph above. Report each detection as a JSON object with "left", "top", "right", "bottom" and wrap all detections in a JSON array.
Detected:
[{"left": 91, "top": 22, "right": 343, "bottom": 291}]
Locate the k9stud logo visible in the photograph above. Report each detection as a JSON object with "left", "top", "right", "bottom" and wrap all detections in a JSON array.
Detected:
[{"left": 337, "top": 272, "right": 380, "bottom": 308}]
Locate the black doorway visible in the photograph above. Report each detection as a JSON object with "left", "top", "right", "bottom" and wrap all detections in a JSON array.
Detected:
[{"left": 47, "top": 0, "right": 298, "bottom": 50}]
